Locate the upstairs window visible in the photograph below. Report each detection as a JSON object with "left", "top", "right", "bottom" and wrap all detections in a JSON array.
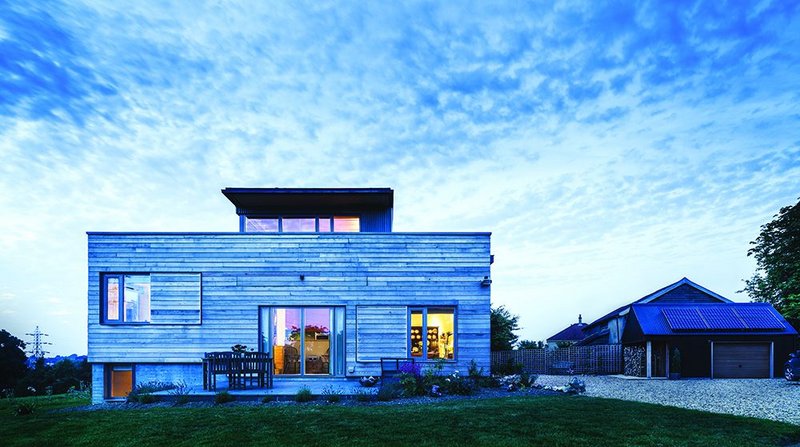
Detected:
[
  {"left": 244, "top": 216, "right": 360, "bottom": 233},
  {"left": 103, "top": 274, "right": 150, "bottom": 323}
]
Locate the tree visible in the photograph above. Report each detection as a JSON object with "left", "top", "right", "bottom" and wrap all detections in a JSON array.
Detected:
[
  {"left": 518, "top": 340, "right": 545, "bottom": 350},
  {"left": 490, "top": 305, "right": 520, "bottom": 351},
  {"left": 0, "top": 329, "right": 28, "bottom": 392},
  {"left": 743, "top": 198, "right": 800, "bottom": 322}
]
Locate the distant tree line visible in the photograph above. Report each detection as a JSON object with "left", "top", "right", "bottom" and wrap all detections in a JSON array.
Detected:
[{"left": 0, "top": 329, "right": 90, "bottom": 397}]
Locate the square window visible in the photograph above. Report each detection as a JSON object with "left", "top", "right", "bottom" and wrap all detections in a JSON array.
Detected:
[
  {"left": 103, "top": 274, "right": 150, "bottom": 323},
  {"left": 409, "top": 307, "right": 455, "bottom": 360},
  {"left": 107, "top": 365, "right": 133, "bottom": 399}
]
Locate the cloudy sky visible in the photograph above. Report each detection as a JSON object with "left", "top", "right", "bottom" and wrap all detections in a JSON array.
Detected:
[{"left": 1, "top": 1, "right": 799, "bottom": 355}]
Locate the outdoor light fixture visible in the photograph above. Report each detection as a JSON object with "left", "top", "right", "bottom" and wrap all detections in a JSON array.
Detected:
[
  {"left": 300, "top": 274, "right": 305, "bottom": 281},
  {"left": 481, "top": 276, "right": 492, "bottom": 287}
]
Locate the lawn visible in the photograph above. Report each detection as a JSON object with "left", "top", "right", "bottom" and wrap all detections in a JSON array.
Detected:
[{"left": 1, "top": 393, "right": 799, "bottom": 447}]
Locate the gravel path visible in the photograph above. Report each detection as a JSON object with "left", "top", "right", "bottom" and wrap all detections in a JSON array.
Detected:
[{"left": 537, "top": 374, "right": 800, "bottom": 424}]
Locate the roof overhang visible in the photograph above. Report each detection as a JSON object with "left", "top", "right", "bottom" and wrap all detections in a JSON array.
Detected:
[{"left": 221, "top": 188, "right": 394, "bottom": 213}]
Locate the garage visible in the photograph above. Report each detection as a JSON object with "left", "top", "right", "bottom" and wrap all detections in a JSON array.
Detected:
[
  {"left": 621, "top": 302, "right": 797, "bottom": 378},
  {"left": 712, "top": 343, "right": 771, "bottom": 378}
]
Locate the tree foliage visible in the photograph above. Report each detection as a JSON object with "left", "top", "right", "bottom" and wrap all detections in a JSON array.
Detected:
[
  {"left": 518, "top": 340, "right": 545, "bottom": 350},
  {"left": 0, "top": 329, "right": 27, "bottom": 391},
  {"left": 743, "top": 198, "right": 800, "bottom": 321},
  {"left": 490, "top": 306, "right": 520, "bottom": 351}
]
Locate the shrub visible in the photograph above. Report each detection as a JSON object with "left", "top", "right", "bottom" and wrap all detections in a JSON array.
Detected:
[
  {"left": 127, "top": 381, "right": 175, "bottom": 403},
  {"left": 354, "top": 389, "right": 374, "bottom": 402},
  {"left": 492, "top": 358, "right": 524, "bottom": 376},
  {"left": 214, "top": 391, "right": 235, "bottom": 405},
  {"left": 295, "top": 386, "right": 314, "bottom": 403},
  {"left": 169, "top": 381, "right": 191, "bottom": 406},
  {"left": 261, "top": 395, "right": 276, "bottom": 404},
  {"left": 398, "top": 372, "right": 423, "bottom": 397},
  {"left": 468, "top": 359, "right": 484, "bottom": 378},
  {"left": 441, "top": 371, "right": 476, "bottom": 396},
  {"left": 13, "top": 401, "right": 35, "bottom": 416},
  {"left": 138, "top": 393, "right": 160, "bottom": 404},
  {"left": 376, "top": 382, "right": 402, "bottom": 402},
  {"left": 321, "top": 385, "right": 342, "bottom": 403}
]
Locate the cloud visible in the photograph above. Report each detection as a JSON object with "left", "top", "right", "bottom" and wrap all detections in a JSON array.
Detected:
[{"left": 0, "top": 0, "right": 798, "bottom": 351}]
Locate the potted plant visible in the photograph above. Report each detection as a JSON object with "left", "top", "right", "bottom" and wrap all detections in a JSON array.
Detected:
[{"left": 669, "top": 347, "right": 681, "bottom": 380}]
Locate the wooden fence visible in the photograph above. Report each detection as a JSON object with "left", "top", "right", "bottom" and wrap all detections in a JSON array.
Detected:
[{"left": 491, "top": 345, "right": 623, "bottom": 375}]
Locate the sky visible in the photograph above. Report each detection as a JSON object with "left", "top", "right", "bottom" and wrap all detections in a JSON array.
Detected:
[{"left": 1, "top": 0, "right": 799, "bottom": 356}]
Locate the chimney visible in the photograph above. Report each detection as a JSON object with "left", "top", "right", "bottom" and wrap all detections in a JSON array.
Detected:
[{"left": 578, "top": 314, "right": 582, "bottom": 324}]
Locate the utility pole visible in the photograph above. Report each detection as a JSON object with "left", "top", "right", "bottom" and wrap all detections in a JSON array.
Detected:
[{"left": 25, "top": 326, "right": 52, "bottom": 358}]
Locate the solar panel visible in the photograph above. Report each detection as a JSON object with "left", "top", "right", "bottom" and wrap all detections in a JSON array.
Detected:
[
  {"left": 734, "top": 307, "right": 785, "bottom": 330},
  {"left": 662, "top": 307, "right": 708, "bottom": 331},
  {"left": 697, "top": 307, "right": 745, "bottom": 330}
]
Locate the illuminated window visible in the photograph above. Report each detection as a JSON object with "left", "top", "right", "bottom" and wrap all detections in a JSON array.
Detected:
[
  {"left": 333, "top": 216, "right": 360, "bottom": 232},
  {"left": 409, "top": 307, "right": 455, "bottom": 360},
  {"left": 103, "top": 274, "right": 150, "bottom": 323},
  {"left": 107, "top": 365, "right": 133, "bottom": 399},
  {"left": 244, "top": 216, "right": 360, "bottom": 233}
]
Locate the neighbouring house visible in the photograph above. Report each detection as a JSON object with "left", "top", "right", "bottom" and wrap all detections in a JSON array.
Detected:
[
  {"left": 546, "top": 315, "right": 586, "bottom": 350},
  {"left": 579, "top": 277, "right": 797, "bottom": 378},
  {"left": 87, "top": 188, "right": 492, "bottom": 403}
]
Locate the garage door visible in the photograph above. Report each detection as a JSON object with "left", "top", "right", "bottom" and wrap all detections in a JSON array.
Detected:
[{"left": 713, "top": 343, "right": 770, "bottom": 378}]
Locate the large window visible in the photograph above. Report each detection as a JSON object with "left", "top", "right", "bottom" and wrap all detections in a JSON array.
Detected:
[
  {"left": 409, "top": 307, "right": 455, "bottom": 360},
  {"left": 244, "top": 216, "right": 360, "bottom": 233},
  {"left": 260, "top": 306, "right": 345, "bottom": 376},
  {"left": 103, "top": 274, "right": 150, "bottom": 323}
]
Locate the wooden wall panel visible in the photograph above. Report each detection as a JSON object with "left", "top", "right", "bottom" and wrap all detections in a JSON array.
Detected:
[
  {"left": 87, "top": 232, "right": 491, "bottom": 376},
  {"left": 150, "top": 273, "right": 201, "bottom": 325},
  {"left": 356, "top": 305, "right": 407, "bottom": 361}
]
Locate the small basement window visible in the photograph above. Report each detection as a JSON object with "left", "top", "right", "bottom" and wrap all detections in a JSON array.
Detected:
[
  {"left": 103, "top": 274, "right": 150, "bottom": 323},
  {"left": 106, "top": 364, "right": 133, "bottom": 399}
]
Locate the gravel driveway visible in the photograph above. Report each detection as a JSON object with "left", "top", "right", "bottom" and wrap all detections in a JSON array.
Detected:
[{"left": 537, "top": 374, "right": 800, "bottom": 425}]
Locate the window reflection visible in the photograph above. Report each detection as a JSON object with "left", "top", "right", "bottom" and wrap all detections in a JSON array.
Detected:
[
  {"left": 333, "top": 216, "right": 360, "bottom": 232},
  {"left": 246, "top": 218, "right": 279, "bottom": 232},
  {"left": 282, "top": 218, "right": 316, "bottom": 232}
]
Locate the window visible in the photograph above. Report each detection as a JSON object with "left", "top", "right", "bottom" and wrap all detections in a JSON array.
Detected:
[
  {"left": 244, "top": 216, "right": 361, "bottom": 233},
  {"left": 246, "top": 218, "right": 279, "bottom": 232},
  {"left": 106, "top": 364, "right": 133, "bottom": 398},
  {"left": 103, "top": 274, "right": 150, "bottom": 323},
  {"left": 333, "top": 216, "right": 360, "bottom": 232},
  {"left": 409, "top": 307, "right": 455, "bottom": 360}
]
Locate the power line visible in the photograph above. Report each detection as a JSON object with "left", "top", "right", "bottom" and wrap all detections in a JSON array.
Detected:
[{"left": 25, "top": 326, "right": 52, "bottom": 358}]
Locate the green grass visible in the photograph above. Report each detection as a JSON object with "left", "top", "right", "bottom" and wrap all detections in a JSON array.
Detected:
[{"left": 0, "top": 394, "right": 798, "bottom": 446}]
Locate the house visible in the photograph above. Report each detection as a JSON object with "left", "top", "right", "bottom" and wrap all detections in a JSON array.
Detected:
[
  {"left": 579, "top": 277, "right": 797, "bottom": 378},
  {"left": 545, "top": 315, "right": 586, "bottom": 349},
  {"left": 579, "top": 277, "right": 733, "bottom": 346},
  {"left": 87, "top": 188, "right": 492, "bottom": 403}
]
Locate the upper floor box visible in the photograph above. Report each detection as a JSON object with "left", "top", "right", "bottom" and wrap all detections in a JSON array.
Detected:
[{"left": 223, "top": 188, "right": 394, "bottom": 233}]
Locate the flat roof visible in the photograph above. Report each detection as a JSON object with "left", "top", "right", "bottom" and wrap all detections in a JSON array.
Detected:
[{"left": 221, "top": 188, "right": 394, "bottom": 211}]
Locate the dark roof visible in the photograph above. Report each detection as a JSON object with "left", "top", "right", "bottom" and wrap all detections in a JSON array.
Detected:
[
  {"left": 584, "top": 277, "right": 731, "bottom": 331},
  {"left": 221, "top": 188, "right": 394, "bottom": 212},
  {"left": 629, "top": 303, "right": 798, "bottom": 337},
  {"left": 547, "top": 323, "right": 587, "bottom": 342}
]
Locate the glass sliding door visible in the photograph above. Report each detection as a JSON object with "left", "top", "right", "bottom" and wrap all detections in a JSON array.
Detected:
[
  {"left": 270, "top": 308, "right": 301, "bottom": 375},
  {"left": 260, "top": 306, "right": 344, "bottom": 376}
]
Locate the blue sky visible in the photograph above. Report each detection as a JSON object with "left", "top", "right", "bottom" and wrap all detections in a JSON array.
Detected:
[{"left": 1, "top": 1, "right": 799, "bottom": 355}]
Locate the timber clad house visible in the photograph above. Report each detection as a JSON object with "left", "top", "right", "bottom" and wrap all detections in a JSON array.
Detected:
[{"left": 88, "top": 188, "right": 492, "bottom": 403}]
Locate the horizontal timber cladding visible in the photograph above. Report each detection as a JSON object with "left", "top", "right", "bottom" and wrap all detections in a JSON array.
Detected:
[
  {"left": 150, "top": 273, "right": 201, "bottom": 324},
  {"left": 356, "top": 306, "right": 407, "bottom": 361},
  {"left": 88, "top": 232, "right": 491, "bottom": 373}
]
